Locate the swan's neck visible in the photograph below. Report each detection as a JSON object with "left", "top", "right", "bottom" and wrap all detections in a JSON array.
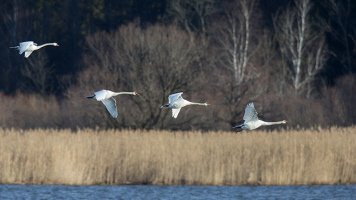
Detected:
[
  {"left": 261, "top": 121, "right": 285, "bottom": 126},
  {"left": 186, "top": 101, "right": 208, "bottom": 106},
  {"left": 113, "top": 92, "right": 135, "bottom": 96},
  {"left": 37, "top": 43, "right": 56, "bottom": 49}
]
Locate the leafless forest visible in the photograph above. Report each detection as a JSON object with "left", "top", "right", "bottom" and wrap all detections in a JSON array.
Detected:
[{"left": 0, "top": 0, "right": 356, "bottom": 130}]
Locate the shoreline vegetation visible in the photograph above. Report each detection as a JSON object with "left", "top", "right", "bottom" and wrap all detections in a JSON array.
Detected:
[{"left": 0, "top": 127, "right": 355, "bottom": 186}]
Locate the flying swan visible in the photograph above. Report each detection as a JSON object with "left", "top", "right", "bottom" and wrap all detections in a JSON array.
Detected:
[
  {"left": 86, "top": 90, "right": 139, "bottom": 118},
  {"left": 10, "top": 41, "right": 59, "bottom": 58},
  {"left": 233, "top": 102, "right": 287, "bottom": 132},
  {"left": 161, "top": 92, "right": 210, "bottom": 118}
]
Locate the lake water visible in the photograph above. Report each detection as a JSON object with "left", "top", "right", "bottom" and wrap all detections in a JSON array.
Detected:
[{"left": 0, "top": 184, "right": 355, "bottom": 200}]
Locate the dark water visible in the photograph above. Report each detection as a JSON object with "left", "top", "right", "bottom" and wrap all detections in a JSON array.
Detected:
[{"left": 0, "top": 184, "right": 355, "bottom": 200}]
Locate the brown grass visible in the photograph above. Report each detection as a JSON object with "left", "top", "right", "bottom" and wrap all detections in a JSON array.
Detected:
[{"left": 0, "top": 127, "right": 355, "bottom": 185}]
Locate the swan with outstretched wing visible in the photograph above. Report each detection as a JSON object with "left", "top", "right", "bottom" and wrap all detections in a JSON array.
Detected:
[{"left": 233, "top": 103, "right": 288, "bottom": 132}]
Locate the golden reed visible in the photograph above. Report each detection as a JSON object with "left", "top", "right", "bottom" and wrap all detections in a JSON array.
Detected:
[{"left": 0, "top": 127, "right": 355, "bottom": 185}]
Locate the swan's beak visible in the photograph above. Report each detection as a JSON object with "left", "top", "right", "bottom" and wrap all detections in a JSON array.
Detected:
[
  {"left": 135, "top": 93, "right": 139, "bottom": 95},
  {"left": 285, "top": 121, "right": 288, "bottom": 123}
]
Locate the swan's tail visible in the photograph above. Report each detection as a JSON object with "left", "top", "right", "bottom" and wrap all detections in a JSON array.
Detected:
[
  {"left": 232, "top": 124, "right": 244, "bottom": 132},
  {"left": 86, "top": 95, "right": 95, "bottom": 99},
  {"left": 160, "top": 104, "right": 170, "bottom": 108}
]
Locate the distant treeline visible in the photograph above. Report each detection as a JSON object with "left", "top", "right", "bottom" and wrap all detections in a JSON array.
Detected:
[{"left": 0, "top": 0, "right": 356, "bottom": 130}]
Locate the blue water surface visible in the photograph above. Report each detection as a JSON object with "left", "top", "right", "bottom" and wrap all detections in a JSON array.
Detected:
[{"left": 0, "top": 184, "right": 355, "bottom": 200}]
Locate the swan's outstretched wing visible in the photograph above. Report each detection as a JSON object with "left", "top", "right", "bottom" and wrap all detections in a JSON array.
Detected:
[
  {"left": 24, "top": 51, "right": 33, "bottom": 58},
  {"left": 172, "top": 108, "right": 181, "bottom": 118},
  {"left": 243, "top": 103, "right": 258, "bottom": 122},
  {"left": 93, "top": 90, "right": 108, "bottom": 101},
  {"left": 19, "top": 41, "right": 34, "bottom": 54},
  {"left": 168, "top": 92, "right": 183, "bottom": 104},
  {"left": 101, "top": 97, "right": 118, "bottom": 118}
]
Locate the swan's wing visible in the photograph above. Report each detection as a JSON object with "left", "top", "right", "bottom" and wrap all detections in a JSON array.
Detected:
[
  {"left": 243, "top": 103, "right": 258, "bottom": 122},
  {"left": 19, "top": 41, "right": 34, "bottom": 54},
  {"left": 24, "top": 51, "right": 33, "bottom": 58},
  {"left": 93, "top": 90, "right": 108, "bottom": 100},
  {"left": 101, "top": 97, "right": 118, "bottom": 118},
  {"left": 168, "top": 92, "right": 183, "bottom": 104},
  {"left": 172, "top": 108, "right": 181, "bottom": 118}
]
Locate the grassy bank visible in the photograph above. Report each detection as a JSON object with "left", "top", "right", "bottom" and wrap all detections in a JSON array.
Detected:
[{"left": 0, "top": 127, "right": 355, "bottom": 185}]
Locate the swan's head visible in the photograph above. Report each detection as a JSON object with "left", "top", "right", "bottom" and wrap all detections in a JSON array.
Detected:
[
  {"left": 282, "top": 120, "right": 288, "bottom": 124},
  {"left": 133, "top": 92, "right": 139, "bottom": 95},
  {"left": 53, "top": 43, "right": 59, "bottom": 46},
  {"left": 204, "top": 103, "right": 210, "bottom": 106}
]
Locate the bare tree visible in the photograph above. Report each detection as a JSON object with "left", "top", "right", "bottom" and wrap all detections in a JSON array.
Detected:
[
  {"left": 71, "top": 22, "right": 208, "bottom": 129},
  {"left": 327, "top": 0, "right": 355, "bottom": 73},
  {"left": 274, "top": 0, "right": 328, "bottom": 97},
  {"left": 20, "top": 52, "right": 54, "bottom": 95},
  {"left": 166, "top": 0, "right": 218, "bottom": 35},
  {"left": 211, "top": 0, "right": 261, "bottom": 126},
  {"left": 0, "top": 0, "right": 31, "bottom": 93},
  {"left": 219, "top": 0, "right": 258, "bottom": 84},
  {"left": 0, "top": 0, "right": 58, "bottom": 95}
]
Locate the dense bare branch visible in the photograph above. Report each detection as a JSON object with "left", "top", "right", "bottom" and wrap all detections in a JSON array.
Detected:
[
  {"left": 73, "top": 22, "right": 207, "bottom": 129},
  {"left": 274, "top": 0, "right": 328, "bottom": 97}
]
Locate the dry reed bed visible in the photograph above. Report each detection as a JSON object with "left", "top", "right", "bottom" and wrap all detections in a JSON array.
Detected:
[{"left": 0, "top": 127, "right": 355, "bottom": 185}]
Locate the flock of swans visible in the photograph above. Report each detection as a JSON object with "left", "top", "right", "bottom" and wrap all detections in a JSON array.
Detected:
[
  {"left": 11, "top": 41, "right": 288, "bottom": 131},
  {"left": 86, "top": 90, "right": 287, "bottom": 131}
]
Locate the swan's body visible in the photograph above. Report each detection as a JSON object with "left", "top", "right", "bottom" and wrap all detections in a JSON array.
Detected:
[
  {"left": 10, "top": 41, "right": 59, "bottom": 58},
  {"left": 233, "top": 103, "right": 287, "bottom": 132},
  {"left": 161, "top": 92, "right": 210, "bottom": 118},
  {"left": 86, "top": 90, "right": 139, "bottom": 118}
]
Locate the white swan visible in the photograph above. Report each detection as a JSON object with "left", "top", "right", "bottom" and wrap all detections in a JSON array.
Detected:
[
  {"left": 86, "top": 90, "right": 139, "bottom": 118},
  {"left": 161, "top": 92, "right": 210, "bottom": 118},
  {"left": 10, "top": 41, "right": 59, "bottom": 58},
  {"left": 233, "top": 102, "right": 287, "bottom": 132}
]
